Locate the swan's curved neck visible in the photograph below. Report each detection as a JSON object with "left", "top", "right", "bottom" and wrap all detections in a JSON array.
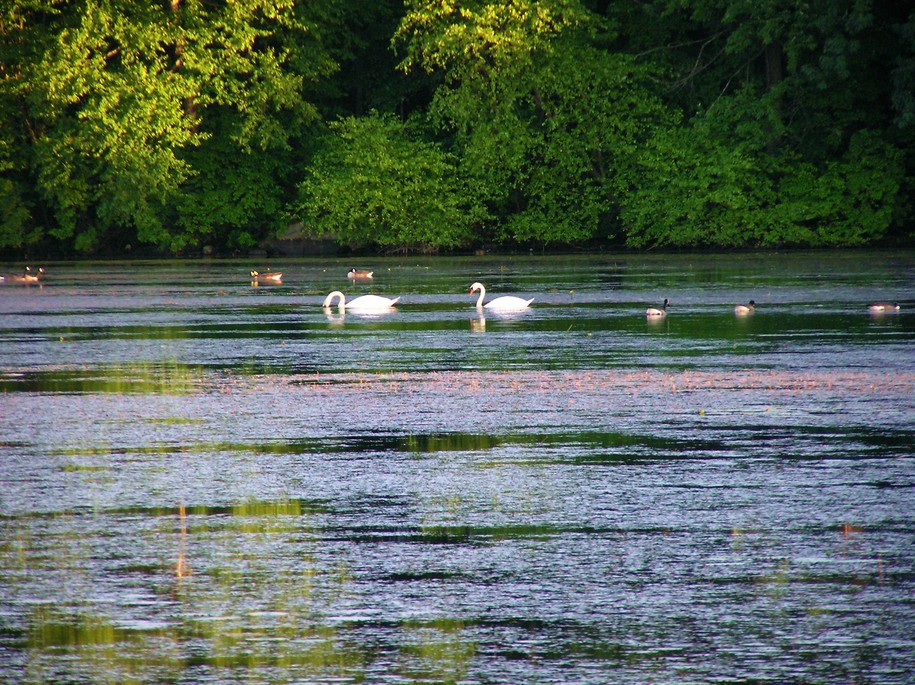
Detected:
[
  {"left": 323, "top": 291, "right": 345, "bottom": 309},
  {"left": 475, "top": 284, "right": 486, "bottom": 308}
]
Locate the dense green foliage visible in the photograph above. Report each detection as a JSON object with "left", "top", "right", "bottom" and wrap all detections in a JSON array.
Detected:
[
  {"left": 1, "top": 0, "right": 912, "bottom": 255},
  {"left": 295, "top": 113, "right": 483, "bottom": 250}
]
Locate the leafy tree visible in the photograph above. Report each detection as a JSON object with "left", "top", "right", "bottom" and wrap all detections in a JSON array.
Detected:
[
  {"left": 620, "top": 119, "right": 774, "bottom": 247},
  {"left": 171, "top": 109, "right": 294, "bottom": 253},
  {"left": 166, "top": 0, "right": 340, "bottom": 253},
  {"left": 891, "top": 9, "right": 915, "bottom": 129},
  {"left": 0, "top": 137, "right": 35, "bottom": 249},
  {"left": 14, "top": 1, "right": 200, "bottom": 252},
  {"left": 2, "top": 0, "right": 912, "bottom": 255},
  {"left": 1, "top": 0, "right": 338, "bottom": 254},
  {"left": 396, "top": 0, "right": 673, "bottom": 246},
  {"left": 621, "top": 120, "right": 904, "bottom": 248},
  {"left": 295, "top": 113, "right": 484, "bottom": 251},
  {"left": 312, "top": 0, "right": 416, "bottom": 117},
  {"left": 768, "top": 130, "right": 905, "bottom": 245},
  {"left": 600, "top": 0, "right": 912, "bottom": 246}
]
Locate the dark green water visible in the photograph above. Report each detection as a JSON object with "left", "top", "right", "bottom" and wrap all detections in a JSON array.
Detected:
[{"left": 1, "top": 252, "right": 913, "bottom": 684}]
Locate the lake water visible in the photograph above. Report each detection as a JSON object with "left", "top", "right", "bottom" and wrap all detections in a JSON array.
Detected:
[{"left": 1, "top": 251, "right": 913, "bottom": 684}]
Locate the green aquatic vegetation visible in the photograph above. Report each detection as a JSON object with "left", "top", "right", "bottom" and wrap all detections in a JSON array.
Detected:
[{"left": 0, "top": 362, "right": 205, "bottom": 394}]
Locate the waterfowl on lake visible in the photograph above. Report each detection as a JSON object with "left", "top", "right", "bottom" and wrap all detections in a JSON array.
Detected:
[
  {"left": 322, "top": 290, "right": 399, "bottom": 312},
  {"left": 867, "top": 302, "right": 899, "bottom": 313},
  {"left": 347, "top": 268, "right": 374, "bottom": 279},
  {"left": 734, "top": 300, "right": 756, "bottom": 315},
  {"left": 250, "top": 270, "right": 282, "bottom": 283},
  {"left": 646, "top": 298, "right": 669, "bottom": 317},
  {"left": 24, "top": 266, "right": 44, "bottom": 281},
  {"left": 2, "top": 267, "right": 44, "bottom": 284},
  {"left": 469, "top": 282, "right": 533, "bottom": 311}
]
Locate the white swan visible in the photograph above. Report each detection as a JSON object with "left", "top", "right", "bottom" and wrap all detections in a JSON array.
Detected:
[
  {"left": 470, "top": 282, "right": 533, "bottom": 311},
  {"left": 322, "top": 291, "right": 399, "bottom": 313}
]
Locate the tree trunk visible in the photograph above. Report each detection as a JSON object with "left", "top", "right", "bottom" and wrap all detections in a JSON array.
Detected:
[
  {"left": 170, "top": 0, "right": 198, "bottom": 128},
  {"left": 765, "top": 41, "right": 783, "bottom": 153}
]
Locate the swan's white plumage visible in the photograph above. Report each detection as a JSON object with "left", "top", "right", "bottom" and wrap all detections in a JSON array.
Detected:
[
  {"left": 470, "top": 282, "right": 533, "bottom": 311},
  {"left": 323, "top": 291, "right": 399, "bottom": 312}
]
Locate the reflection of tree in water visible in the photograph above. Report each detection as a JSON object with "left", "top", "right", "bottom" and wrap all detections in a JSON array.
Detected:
[
  {"left": 15, "top": 498, "right": 363, "bottom": 683},
  {"left": 399, "top": 618, "right": 476, "bottom": 685},
  {"left": 168, "top": 498, "right": 359, "bottom": 680},
  {"left": 0, "top": 361, "right": 203, "bottom": 394}
]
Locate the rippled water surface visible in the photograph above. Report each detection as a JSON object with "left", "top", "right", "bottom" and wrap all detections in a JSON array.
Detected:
[{"left": 1, "top": 252, "right": 914, "bottom": 684}]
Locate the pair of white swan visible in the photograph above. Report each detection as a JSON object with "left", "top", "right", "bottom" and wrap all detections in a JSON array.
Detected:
[{"left": 322, "top": 282, "right": 534, "bottom": 314}]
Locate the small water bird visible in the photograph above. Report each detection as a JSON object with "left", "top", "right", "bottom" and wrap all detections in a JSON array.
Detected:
[
  {"left": 250, "top": 270, "right": 282, "bottom": 283},
  {"left": 323, "top": 290, "right": 399, "bottom": 313},
  {"left": 868, "top": 302, "right": 899, "bottom": 313},
  {"left": 646, "top": 298, "right": 669, "bottom": 317},
  {"left": 469, "top": 282, "right": 533, "bottom": 311},
  {"left": 734, "top": 300, "right": 756, "bottom": 315},
  {"left": 347, "top": 268, "right": 374, "bottom": 280}
]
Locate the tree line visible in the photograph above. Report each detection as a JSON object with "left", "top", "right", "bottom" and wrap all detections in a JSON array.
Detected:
[{"left": 1, "top": 0, "right": 913, "bottom": 257}]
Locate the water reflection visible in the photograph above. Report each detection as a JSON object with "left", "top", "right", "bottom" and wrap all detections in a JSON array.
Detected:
[
  {"left": 170, "top": 501, "right": 352, "bottom": 679},
  {"left": 324, "top": 310, "right": 345, "bottom": 325},
  {"left": 399, "top": 618, "right": 475, "bottom": 684},
  {"left": 0, "top": 362, "right": 203, "bottom": 394},
  {"left": 10, "top": 497, "right": 372, "bottom": 683},
  {"left": 26, "top": 606, "right": 182, "bottom": 685},
  {"left": 646, "top": 315, "right": 670, "bottom": 330}
]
